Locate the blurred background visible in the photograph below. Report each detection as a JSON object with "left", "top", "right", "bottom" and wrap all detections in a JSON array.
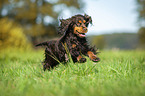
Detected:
[{"left": 0, "top": 0, "right": 145, "bottom": 51}]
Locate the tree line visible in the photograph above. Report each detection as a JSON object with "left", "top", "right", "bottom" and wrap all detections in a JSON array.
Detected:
[{"left": 0, "top": 0, "right": 144, "bottom": 50}]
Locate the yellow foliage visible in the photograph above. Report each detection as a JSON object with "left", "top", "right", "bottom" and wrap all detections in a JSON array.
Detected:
[{"left": 0, "top": 18, "right": 32, "bottom": 51}]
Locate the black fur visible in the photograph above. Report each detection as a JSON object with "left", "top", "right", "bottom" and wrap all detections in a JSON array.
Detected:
[{"left": 36, "top": 14, "right": 100, "bottom": 71}]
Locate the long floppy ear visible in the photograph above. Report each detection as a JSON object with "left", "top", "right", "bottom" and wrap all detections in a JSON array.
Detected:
[
  {"left": 58, "top": 18, "right": 72, "bottom": 35},
  {"left": 84, "top": 14, "right": 92, "bottom": 27}
]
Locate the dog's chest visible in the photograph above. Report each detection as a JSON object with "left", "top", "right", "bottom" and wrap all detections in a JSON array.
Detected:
[{"left": 71, "top": 38, "right": 87, "bottom": 50}]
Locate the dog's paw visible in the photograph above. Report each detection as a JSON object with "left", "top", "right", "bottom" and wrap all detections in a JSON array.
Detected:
[
  {"left": 79, "top": 58, "right": 86, "bottom": 63},
  {"left": 92, "top": 56, "right": 100, "bottom": 62}
]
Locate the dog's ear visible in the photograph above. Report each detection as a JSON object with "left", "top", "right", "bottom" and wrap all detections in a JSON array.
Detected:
[
  {"left": 58, "top": 18, "right": 72, "bottom": 35},
  {"left": 84, "top": 14, "right": 92, "bottom": 27}
]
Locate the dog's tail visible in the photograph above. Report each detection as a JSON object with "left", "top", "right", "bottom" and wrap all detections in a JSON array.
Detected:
[{"left": 36, "top": 42, "right": 48, "bottom": 47}]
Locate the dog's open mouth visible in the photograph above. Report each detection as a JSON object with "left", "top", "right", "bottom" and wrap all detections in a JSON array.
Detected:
[
  {"left": 75, "top": 30, "right": 87, "bottom": 38},
  {"left": 78, "top": 33, "right": 86, "bottom": 38}
]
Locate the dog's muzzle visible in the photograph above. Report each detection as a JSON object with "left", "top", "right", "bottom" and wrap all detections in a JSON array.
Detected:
[{"left": 74, "top": 27, "right": 88, "bottom": 38}]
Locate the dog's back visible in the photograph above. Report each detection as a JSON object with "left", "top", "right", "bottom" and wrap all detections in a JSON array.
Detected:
[{"left": 36, "top": 40, "right": 56, "bottom": 47}]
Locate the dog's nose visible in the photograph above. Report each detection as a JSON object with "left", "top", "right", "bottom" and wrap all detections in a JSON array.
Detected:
[{"left": 83, "top": 27, "right": 88, "bottom": 31}]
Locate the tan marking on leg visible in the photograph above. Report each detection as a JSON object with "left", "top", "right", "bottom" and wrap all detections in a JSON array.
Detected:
[
  {"left": 87, "top": 51, "right": 97, "bottom": 60},
  {"left": 77, "top": 55, "right": 83, "bottom": 61},
  {"left": 72, "top": 44, "right": 76, "bottom": 48}
]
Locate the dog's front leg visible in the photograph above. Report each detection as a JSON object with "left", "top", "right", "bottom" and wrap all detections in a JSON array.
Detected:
[
  {"left": 87, "top": 51, "right": 100, "bottom": 62},
  {"left": 70, "top": 51, "right": 86, "bottom": 63},
  {"left": 69, "top": 45, "right": 86, "bottom": 63},
  {"left": 76, "top": 55, "right": 86, "bottom": 63}
]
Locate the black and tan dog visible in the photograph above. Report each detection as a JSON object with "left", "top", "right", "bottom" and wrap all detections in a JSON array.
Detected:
[{"left": 36, "top": 14, "right": 100, "bottom": 71}]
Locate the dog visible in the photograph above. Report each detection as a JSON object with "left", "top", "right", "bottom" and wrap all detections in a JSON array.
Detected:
[{"left": 36, "top": 14, "right": 100, "bottom": 71}]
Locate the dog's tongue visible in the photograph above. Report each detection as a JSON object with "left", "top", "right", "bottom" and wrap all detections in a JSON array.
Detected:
[{"left": 79, "top": 34, "right": 86, "bottom": 37}]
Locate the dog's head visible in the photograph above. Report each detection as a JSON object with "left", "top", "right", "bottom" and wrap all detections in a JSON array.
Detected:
[{"left": 58, "top": 14, "right": 92, "bottom": 38}]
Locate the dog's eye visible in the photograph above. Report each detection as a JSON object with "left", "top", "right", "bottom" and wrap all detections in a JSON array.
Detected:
[
  {"left": 83, "top": 20, "right": 86, "bottom": 23},
  {"left": 78, "top": 20, "right": 82, "bottom": 24}
]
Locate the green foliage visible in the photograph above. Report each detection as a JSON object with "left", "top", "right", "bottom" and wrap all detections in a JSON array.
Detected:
[
  {"left": 136, "top": 0, "right": 145, "bottom": 49},
  {"left": 88, "top": 33, "right": 139, "bottom": 50},
  {"left": 0, "top": 50, "right": 145, "bottom": 96},
  {"left": 136, "top": 0, "right": 145, "bottom": 26},
  {"left": 104, "top": 33, "right": 139, "bottom": 49},
  {"left": 0, "top": 18, "right": 32, "bottom": 51},
  {"left": 138, "top": 27, "right": 145, "bottom": 48},
  {"left": 89, "top": 35, "right": 105, "bottom": 49}
]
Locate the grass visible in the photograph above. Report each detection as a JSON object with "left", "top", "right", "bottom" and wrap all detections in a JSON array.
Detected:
[{"left": 0, "top": 49, "right": 145, "bottom": 96}]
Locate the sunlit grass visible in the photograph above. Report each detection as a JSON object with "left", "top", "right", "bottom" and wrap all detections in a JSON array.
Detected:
[{"left": 0, "top": 50, "right": 145, "bottom": 96}]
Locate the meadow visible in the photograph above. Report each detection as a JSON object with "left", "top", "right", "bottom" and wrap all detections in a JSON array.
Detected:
[{"left": 0, "top": 50, "right": 145, "bottom": 96}]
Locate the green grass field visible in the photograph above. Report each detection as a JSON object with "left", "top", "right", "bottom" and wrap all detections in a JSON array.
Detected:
[{"left": 0, "top": 50, "right": 145, "bottom": 96}]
